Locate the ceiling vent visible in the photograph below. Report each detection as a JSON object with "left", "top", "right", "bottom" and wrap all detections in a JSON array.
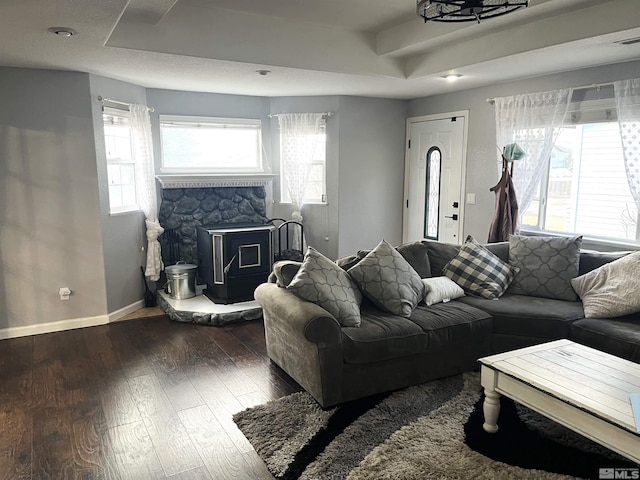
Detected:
[{"left": 614, "top": 37, "right": 640, "bottom": 46}]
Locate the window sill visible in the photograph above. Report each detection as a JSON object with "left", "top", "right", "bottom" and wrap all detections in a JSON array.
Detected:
[
  {"left": 520, "top": 228, "right": 640, "bottom": 252},
  {"left": 278, "top": 200, "right": 327, "bottom": 206},
  {"left": 156, "top": 173, "right": 276, "bottom": 189},
  {"left": 109, "top": 208, "right": 141, "bottom": 216}
]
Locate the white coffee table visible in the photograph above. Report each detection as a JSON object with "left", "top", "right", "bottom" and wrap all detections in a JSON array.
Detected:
[{"left": 479, "top": 339, "right": 640, "bottom": 464}]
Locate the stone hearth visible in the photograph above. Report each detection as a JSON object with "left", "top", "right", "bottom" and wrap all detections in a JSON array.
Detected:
[{"left": 157, "top": 291, "right": 262, "bottom": 326}]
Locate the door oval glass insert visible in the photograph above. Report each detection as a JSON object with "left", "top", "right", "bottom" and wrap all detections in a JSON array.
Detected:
[{"left": 424, "top": 146, "right": 442, "bottom": 240}]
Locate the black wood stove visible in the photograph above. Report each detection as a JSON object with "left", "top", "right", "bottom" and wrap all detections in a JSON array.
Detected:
[{"left": 196, "top": 224, "right": 275, "bottom": 304}]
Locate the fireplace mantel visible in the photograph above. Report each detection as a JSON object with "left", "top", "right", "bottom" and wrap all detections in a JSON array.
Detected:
[{"left": 156, "top": 173, "right": 276, "bottom": 189}]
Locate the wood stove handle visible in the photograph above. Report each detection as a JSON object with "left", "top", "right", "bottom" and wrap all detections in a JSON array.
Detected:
[{"left": 223, "top": 254, "right": 237, "bottom": 275}]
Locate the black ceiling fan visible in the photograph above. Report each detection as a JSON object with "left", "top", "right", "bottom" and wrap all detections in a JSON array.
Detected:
[{"left": 417, "top": 0, "right": 528, "bottom": 23}]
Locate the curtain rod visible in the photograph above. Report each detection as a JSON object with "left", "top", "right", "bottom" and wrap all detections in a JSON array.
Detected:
[
  {"left": 268, "top": 112, "right": 333, "bottom": 118},
  {"left": 486, "top": 81, "right": 616, "bottom": 105},
  {"left": 98, "top": 95, "right": 155, "bottom": 112}
]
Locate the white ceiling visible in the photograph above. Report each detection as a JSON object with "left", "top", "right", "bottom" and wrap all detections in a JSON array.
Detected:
[{"left": 1, "top": 0, "right": 640, "bottom": 99}]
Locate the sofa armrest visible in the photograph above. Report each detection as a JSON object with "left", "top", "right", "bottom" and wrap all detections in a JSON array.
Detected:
[
  {"left": 254, "top": 283, "right": 344, "bottom": 407},
  {"left": 254, "top": 283, "right": 342, "bottom": 345}
]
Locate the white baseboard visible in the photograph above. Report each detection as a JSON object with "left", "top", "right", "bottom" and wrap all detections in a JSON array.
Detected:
[
  {"left": 0, "top": 314, "right": 110, "bottom": 340},
  {"left": 108, "top": 299, "right": 145, "bottom": 323},
  {"left": 0, "top": 300, "right": 148, "bottom": 340}
]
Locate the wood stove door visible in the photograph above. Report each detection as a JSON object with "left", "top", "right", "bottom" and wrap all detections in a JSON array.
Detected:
[{"left": 225, "top": 231, "right": 272, "bottom": 277}]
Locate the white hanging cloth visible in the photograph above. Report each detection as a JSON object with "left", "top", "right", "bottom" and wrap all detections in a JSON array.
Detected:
[
  {"left": 494, "top": 89, "right": 572, "bottom": 216},
  {"left": 276, "top": 113, "right": 325, "bottom": 249},
  {"left": 614, "top": 78, "right": 640, "bottom": 211},
  {"left": 130, "top": 103, "right": 164, "bottom": 281}
]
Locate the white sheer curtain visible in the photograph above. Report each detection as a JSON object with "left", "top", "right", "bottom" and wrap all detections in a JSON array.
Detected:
[
  {"left": 494, "top": 89, "right": 572, "bottom": 216},
  {"left": 614, "top": 78, "right": 640, "bottom": 210},
  {"left": 276, "top": 113, "right": 325, "bottom": 248},
  {"left": 130, "top": 104, "right": 164, "bottom": 281}
]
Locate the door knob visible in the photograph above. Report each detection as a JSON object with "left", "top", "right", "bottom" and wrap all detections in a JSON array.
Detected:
[{"left": 445, "top": 214, "right": 458, "bottom": 220}]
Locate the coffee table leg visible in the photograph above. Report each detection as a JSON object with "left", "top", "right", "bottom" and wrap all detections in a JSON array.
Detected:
[{"left": 482, "top": 389, "right": 500, "bottom": 433}]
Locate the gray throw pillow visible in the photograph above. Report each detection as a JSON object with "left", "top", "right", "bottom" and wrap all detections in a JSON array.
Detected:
[
  {"left": 337, "top": 242, "right": 431, "bottom": 278},
  {"left": 442, "top": 235, "right": 517, "bottom": 299},
  {"left": 287, "top": 247, "right": 362, "bottom": 327},
  {"left": 348, "top": 239, "right": 425, "bottom": 317},
  {"left": 508, "top": 235, "right": 582, "bottom": 301}
]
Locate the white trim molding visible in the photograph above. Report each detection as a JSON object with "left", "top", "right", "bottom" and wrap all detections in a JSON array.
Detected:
[
  {"left": 108, "top": 299, "right": 146, "bottom": 323},
  {"left": 0, "top": 300, "right": 150, "bottom": 340},
  {"left": 0, "top": 314, "right": 109, "bottom": 340},
  {"left": 156, "top": 173, "right": 276, "bottom": 189}
]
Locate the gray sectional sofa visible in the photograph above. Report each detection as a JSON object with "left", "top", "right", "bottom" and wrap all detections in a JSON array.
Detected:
[{"left": 254, "top": 238, "right": 640, "bottom": 408}]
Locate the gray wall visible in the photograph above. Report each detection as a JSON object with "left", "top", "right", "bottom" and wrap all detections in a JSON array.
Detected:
[
  {"left": 337, "top": 96, "right": 408, "bottom": 257},
  {"left": 0, "top": 67, "right": 108, "bottom": 329},
  {"left": 89, "top": 75, "right": 149, "bottom": 312},
  {"left": 408, "top": 59, "right": 640, "bottom": 246}
]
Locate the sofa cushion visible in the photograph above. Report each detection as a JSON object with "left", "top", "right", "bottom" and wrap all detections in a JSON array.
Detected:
[
  {"left": 442, "top": 235, "right": 517, "bottom": 299},
  {"left": 396, "top": 241, "right": 432, "bottom": 278},
  {"left": 508, "top": 235, "right": 582, "bottom": 301},
  {"left": 342, "top": 308, "right": 427, "bottom": 364},
  {"left": 287, "top": 247, "right": 362, "bottom": 327},
  {"left": 570, "top": 316, "right": 640, "bottom": 363},
  {"left": 408, "top": 302, "right": 492, "bottom": 350},
  {"left": 272, "top": 260, "right": 302, "bottom": 287},
  {"left": 336, "top": 251, "right": 368, "bottom": 271},
  {"left": 457, "top": 293, "right": 585, "bottom": 339},
  {"left": 571, "top": 251, "right": 640, "bottom": 318},
  {"left": 422, "top": 277, "right": 465, "bottom": 306},
  {"left": 337, "top": 241, "right": 432, "bottom": 279},
  {"left": 348, "top": 239, "right": 425, "bottom": 317},
  {"left": 423, "top": 240, "right": 509, "bottom": 277},
  {"left": 578, "top": 250, "right": 632, "bottom": 276}
]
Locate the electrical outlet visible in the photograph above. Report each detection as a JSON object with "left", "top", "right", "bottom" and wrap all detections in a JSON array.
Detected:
[{"left": 59, "top": 287, "right": 71, "bottom": 301}]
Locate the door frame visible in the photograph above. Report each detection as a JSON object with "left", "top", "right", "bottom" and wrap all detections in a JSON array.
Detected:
[{"left": 402, "top": 110, "right": 470, "bottom": 244}]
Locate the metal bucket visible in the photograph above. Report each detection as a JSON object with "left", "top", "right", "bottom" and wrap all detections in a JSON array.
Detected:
[{"left": 165, "top": 262, "right": 197, "bottom": 300}]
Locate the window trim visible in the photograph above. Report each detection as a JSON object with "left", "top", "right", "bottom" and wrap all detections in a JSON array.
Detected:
[
  {"left": 520, "top": 98, "right": 640, "bottom": 245},
  {"left": 103, "top": 107, "right": 140, "bottom": 215},
  {"left": 159, "top": 115, "right": 264, "bottom": 174},
  {"left": 279, "top": 124, "right": 328, "bottom": 205}
]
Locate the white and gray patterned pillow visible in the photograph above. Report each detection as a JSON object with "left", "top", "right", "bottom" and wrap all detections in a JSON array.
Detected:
[
  {"left": 287, "top": 247, "right": 362, "bottom": 327},
  {"left": 347, "top": 239, "right": 425, "bottom": 317},
  {"left": 508, "top": 235, "right": 582, "bottom": 301},
  {"left": 442, "top": 235, "right": 517, "bottom": 299},
  {"left": 571, "top": 251, "right": 640, "bottom": 318}
]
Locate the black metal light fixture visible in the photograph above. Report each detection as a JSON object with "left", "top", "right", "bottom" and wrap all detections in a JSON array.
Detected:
[{"left": 417, "top": 0, "right": 528, "bottom": 23}]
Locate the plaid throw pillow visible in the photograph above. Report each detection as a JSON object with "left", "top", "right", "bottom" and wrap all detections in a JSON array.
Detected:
[{"left": 442, "top": 235, "right": 518, "bottom": 299}]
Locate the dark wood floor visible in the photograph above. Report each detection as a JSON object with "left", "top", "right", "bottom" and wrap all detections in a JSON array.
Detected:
[{"left": 0, "top": 316, "right": 302, "bottom": 479}]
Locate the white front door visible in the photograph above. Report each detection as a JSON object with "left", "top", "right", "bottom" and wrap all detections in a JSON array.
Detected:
[{"left": 403, "top": 113, "right": 467, "bottom": 245}]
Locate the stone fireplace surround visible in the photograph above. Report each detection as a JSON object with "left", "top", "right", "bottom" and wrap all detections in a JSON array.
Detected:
[{"left": 157, "top": 175, "right": 272, "bottom": 267}]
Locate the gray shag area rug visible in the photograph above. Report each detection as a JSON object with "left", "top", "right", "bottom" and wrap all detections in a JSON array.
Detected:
[{"left": 233, "top": 372, "right": 635, "bottom": 480}]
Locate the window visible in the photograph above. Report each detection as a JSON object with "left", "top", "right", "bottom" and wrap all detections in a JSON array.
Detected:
[
  {"left": 521, "top": 102, "right": 639, "bottom": 243},
  {"left": 424, "top": 146, "right": 441, "bottom": 239},
  {"left": 103, "top": 108, "right": 138, "bottom": 214},
  {"left": 280, "top": 123, "right": 327, "bottom": 204},
  {"left": 159, "top": 116, "right": 262, "bottom": 172}
]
